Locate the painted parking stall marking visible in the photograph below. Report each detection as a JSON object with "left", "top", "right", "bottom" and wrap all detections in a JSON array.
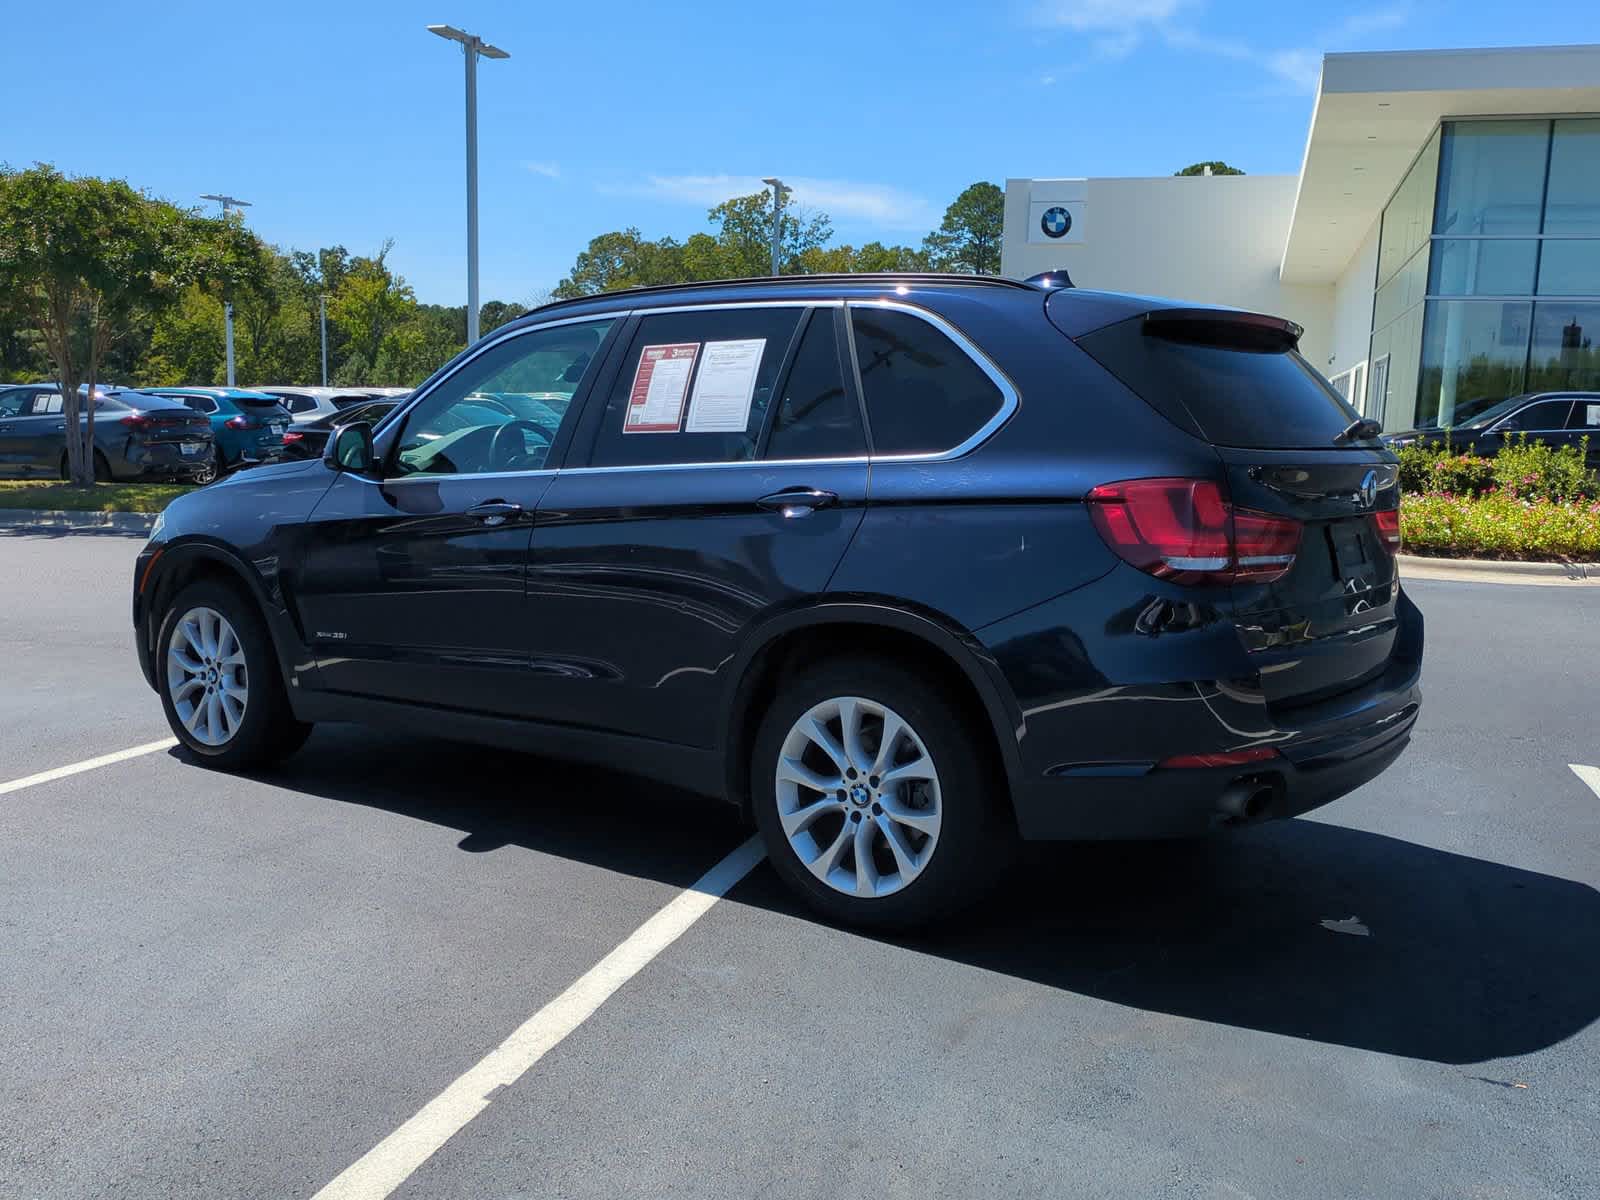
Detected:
[
  {"left": 0, "top": 737, "right": 177, "bottom": 796},
  {"left": 1571, "top": 764, "right": 1600, "bottom": 800},
  {"left": 310, "top": 835, "right": 767, "bottom": 1200}
]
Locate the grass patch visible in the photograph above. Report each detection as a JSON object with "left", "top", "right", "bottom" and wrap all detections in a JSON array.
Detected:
[
  {"left": 1402, "top": 492, "right": 1600, "bottom": 562},
  {"left": 0, "top": 481, "right": 195, "bottom": 514}
]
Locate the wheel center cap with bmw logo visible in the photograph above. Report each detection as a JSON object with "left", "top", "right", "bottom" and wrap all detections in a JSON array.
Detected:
[
  {"left": 1041, "top": 206, "right": 1072, "bottom": 239},
  {"left": 850, "top": 784, "right": 872, "bottom": 807}
]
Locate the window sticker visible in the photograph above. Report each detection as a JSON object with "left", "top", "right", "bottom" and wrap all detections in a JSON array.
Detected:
[
  {"left": 1586, "top": 403, "right": 1600, "bottom": 427},
  {"left": 623, "top": 343, "right": 699, "bottom": 433},
  {"left": 686, "top": 339, "right": 766, "bottom": 433}
]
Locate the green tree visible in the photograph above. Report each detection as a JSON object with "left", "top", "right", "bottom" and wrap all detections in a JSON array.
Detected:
[
  {"left": 922, "top": 181, "right": 1003, "bottom": 275},
  {"left": 1175, "top": 161, "right": 1245, "bottom": 176},
  {"left": 327, "top": 241, "right": 417, "bottom": 372},
  {"left": 0, "top": 164, "right": 234, "bottom": 483}
]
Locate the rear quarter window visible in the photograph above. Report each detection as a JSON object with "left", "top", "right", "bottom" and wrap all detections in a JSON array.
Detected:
[
  {"left": 1078, "top": 315, "right": 1365, "bottom": 450},
  {"left": 849, "top": 307, "right": 1005, "bottom": 455}
]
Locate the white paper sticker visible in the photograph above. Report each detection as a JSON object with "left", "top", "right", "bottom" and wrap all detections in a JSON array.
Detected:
[
  {"left": 686, "top": 339, "right": 766, "bottom": 433},
  {"left": 623, "top": 343, "right": 699, "bottom": 433},
  {"left": 1586, "top": 403, "right": 1600, "bottom": 427}
]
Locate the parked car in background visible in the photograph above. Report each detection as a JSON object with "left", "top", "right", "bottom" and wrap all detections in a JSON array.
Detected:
[
  {"left": 359, "top": 387, "right": 413, "bottom": 399},
  {"left": 144, "top": 388, "right": 293, "bottom": 483},
  {"left": 280, "top": 398, "right": 399, "bottom": 461},
  {"left": 1385, "top": 391, "right": 1600, "bottom": 466},
  {"left": 255, "top": 386, "right": 387, "bottom": 425},
  {"left": 133, "top": 274, "right": 1421, "bottom": 929},
  {"left": 0, "top": 385, "right": 213, "bottom": 480}
]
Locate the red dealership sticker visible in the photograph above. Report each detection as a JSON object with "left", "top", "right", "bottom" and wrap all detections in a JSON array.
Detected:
[{"left": 623, "top": 343, "right": 700, "bottom": 433}]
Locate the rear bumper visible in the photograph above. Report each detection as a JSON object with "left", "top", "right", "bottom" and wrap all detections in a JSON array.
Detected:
[
  {"left": 1011, "top": 694, "right": 1417, "bottom": 839},
  {"left": 992, "top": 574, "right": 1425, "bottom": 841}
]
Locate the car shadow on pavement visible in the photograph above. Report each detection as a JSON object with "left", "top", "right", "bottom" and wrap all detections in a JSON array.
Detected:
[{"left": 214, "top": 726, "right": 1600, "bottom": 1068}]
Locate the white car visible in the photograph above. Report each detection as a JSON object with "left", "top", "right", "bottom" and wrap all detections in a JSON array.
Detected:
[{"left": 255, "top": 386, "right": 390, "bottom": 425}]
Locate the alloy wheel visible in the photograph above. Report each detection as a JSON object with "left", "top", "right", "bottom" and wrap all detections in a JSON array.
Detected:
[
  {"left": 774, "top": 696, "right": 942, "bottom": 899},
  {"left": 165, "top": 606, "right": 249, "bottom": 746}
]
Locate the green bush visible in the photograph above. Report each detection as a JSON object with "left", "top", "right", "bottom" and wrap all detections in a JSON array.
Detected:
[
  {"left": 1401, "top": 491, "right": 1600, "bottom": 561},
  {"left": 1490, "top": 434, "right": 1598, "bottom": 503}
]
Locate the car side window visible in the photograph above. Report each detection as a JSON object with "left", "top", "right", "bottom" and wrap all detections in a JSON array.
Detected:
[
  {"left": 29, "top": 393, "right": 64, "bottom": 415},
  {"left": 281, "top": 394, "right": 316, "bottom": 413},
  {"left": 764, "top": 309, "right": 864, "bottom": 461},
  {"left": 392, "top": 318, "right": 613, "bottom": 476},
  {"left": 1570, "top": 400, "right": 1600, "bottom": 430},
  {"left": 850, "top": 307, "right": 1005, "bottom": 456},
  {"left": 1502, "top": 400, "right": 1573, "bottom": 431},
  {"left": 587, "top": 307, "right": 803, "bottom": 469},
  {"left": 182, "top": 396, "right": 219, "bottom": 414},
  {"left": 0, "top": 388, "right": 26, "bottom": 416}
]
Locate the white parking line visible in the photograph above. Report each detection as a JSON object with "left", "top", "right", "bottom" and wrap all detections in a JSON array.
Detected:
[
  {"left": 1571, "top": 764, "right": 1600, "bottom": 800},
  {"left": 310, "top": 834, "right": 767, "bottom": 1200},
  {"left": 0, "top": 737, "right": 178, "bottom": 796}
]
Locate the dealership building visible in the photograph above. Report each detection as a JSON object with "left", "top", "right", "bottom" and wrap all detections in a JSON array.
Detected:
[{"left": 1002, "top": 44, "right": 1600, "bottom": 432}]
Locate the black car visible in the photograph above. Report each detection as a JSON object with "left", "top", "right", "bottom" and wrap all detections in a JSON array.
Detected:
[
  {"left": 1385, "top": 391, "right": 1600, "bottom": 467},
  {"left": 280, "top": 398, "right": 399, "bottom": 460},
  {"left": 0, "top": 384, "right": 213, "bottom": 481},
  {"left": 132, "top": 274, "right": 1422, "bottom": 928}
]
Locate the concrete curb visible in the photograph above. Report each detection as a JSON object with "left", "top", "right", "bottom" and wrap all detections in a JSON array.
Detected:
[
  {"left": 1399, "top": 553, "right": 1597, "bottom": 585},
  {"left": 0, "top": 509, "right": 158, "bottom": 534}
]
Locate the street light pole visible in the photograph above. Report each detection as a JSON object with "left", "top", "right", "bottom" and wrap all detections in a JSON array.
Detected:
[
  {"left": 200, "top": 193, "right": 251, "bottom": 386},
  {"left": 319, "top": 295, "right": 329, "bottom": 386},
  {"left": 428, "top": 24, "right": 510, "bottom": 345},
  {"left": 762, "top": 177, "right": 785, "bottom": 276}
]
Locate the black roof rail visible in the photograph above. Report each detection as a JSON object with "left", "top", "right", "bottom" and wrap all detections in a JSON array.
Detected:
[{"left": 518, "top": 272, "right": 1041, "bottom": 320}]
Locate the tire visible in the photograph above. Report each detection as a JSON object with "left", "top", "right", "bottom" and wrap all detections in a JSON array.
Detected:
[
  {"left": 751, "top": 657, "right": 1008, "bottom": 930},
  {"left": 154, "top": 578, "right": 312, "bottom": 769},
  {"left": 192, "top": 447, "right": 223, "bottom": 486},
  {"left": 56, "top": 449, "right": 113, "bottom": 482}
]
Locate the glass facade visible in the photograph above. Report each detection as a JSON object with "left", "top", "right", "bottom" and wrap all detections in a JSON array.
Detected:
[{"left": 1376, "top": 118, "right": 1600, "bottom": 430}]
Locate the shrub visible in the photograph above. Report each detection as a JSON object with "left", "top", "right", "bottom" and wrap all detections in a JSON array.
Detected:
[
  {"left": 1400, "top": 491, "right": 1600, "bottom": 561},
  {"left": 1490, "top": 434, "right": 1598, "bottom": 503}
]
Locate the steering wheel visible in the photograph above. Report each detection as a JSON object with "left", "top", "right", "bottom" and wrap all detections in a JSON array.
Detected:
[{"left": 488, "top": 419, "right": 553, "bottom": 470}]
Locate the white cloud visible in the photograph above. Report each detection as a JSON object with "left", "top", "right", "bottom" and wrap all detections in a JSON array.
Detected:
[
  {"left": 523, "top": 160, "right": 561, "bottom": 179},
  {"left": 603, "top": 174, "right": 939, "bottom": 231},
  {"left": 1034, "top": 1, "right": 1409, "bottom": 93}
]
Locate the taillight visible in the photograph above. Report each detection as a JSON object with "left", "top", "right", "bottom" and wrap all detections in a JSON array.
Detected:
[
  {"left": 225, "top": 414, "right": 258, "bottom": 430},
  {"left": 1374, "top": 506, "right": 1401, "bottom": 554},
  {"left": 282, "top": 430, "right": 303, "bottom": 443},
  {"left": 1085, "top": 477, "right": 1301, "bottom": 586},
  {"left": 120, "top": 413, "right": 154, "bottom": 431}
]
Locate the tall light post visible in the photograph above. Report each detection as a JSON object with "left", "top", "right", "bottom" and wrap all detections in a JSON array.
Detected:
[
  {"left": 319, "top": 294, "right": 329, "bottom": 386},
  {"left": 201, "top": 193, "right": 251, "bottom": 385},
  {"left": 762, "top": 177, "right": 785, "bottom": 276},
  {"left": 427, "top": 23, "right": 509, "bottom": 345}
]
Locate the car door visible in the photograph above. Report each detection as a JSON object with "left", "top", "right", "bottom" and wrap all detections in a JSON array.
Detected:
[
  {"left": 14, "top": 392, "right": 67, "bottom": 476},
  {"left": 525, "top": 303, "right": 870, "bottom": 748},
  {"left": 0, "top": 387, "right": 45, "bottom": 476},
  {"left": 1490, "top": 398, "right": 1575, "bottom": 453},
  {"left": 1568, "top": 396, "right": 1600, "bottom": 467},
  {"left": 293, "top": 316, "right": 620, "bottom": 715}
]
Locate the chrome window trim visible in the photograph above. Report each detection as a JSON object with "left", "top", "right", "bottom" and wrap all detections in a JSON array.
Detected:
[
  {"left": 355, "top": 294, "right": 1018, "bottom": 483},
  {"left": 844, "top": 298, "right": 1020, "bottom": 462}
]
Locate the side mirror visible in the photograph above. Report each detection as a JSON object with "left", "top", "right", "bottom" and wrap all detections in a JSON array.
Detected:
[{"left": 325, "top": 421, "right": 376, "bottom": 473}]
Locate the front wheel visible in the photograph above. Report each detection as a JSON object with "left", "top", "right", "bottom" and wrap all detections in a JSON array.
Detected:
[
  {"left": 155, "top": 580, "right": 311, "bottom": 768},
  {"left": 751, "top": 658, "right": 1007, "bottom": 930}
]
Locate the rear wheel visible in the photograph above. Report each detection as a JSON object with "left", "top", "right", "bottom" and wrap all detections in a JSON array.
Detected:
[
  {"left": 751, "top": 657, "right": 1006, "bottom": 930},
  {"left": 192, "top": 447, "right": 223, "bottom": 486},
  {"left": 155, "top": 579, "right": 311, "bottom": 768}
]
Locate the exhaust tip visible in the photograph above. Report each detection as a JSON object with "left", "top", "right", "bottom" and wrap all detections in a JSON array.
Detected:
[{"left": 1217, "top": 780, "right": 1275, "bottom": 822}]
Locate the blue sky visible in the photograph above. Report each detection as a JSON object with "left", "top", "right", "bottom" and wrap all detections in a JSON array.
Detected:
[{"left": 0, "top": 1, "right": 1585, "bottom": 305}]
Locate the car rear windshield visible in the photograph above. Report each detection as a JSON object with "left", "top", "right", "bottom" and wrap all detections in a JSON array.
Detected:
[
  {"left": 1077, "top": 315, "right": 1367, "bottom": 450},
  {"left": 238, "top": 396, "right": 285, "bottom": 407}
]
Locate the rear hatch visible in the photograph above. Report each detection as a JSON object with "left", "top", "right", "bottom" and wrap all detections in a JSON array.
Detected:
[
  {"left": 1070, "top": 304, "right": 1403, "bottom": 713},
  {"left": 239, "top": 397, "right": 292, "bottom": 448},
  {"left": 126, "top": 395, "right": 214, "bottom": 445}
]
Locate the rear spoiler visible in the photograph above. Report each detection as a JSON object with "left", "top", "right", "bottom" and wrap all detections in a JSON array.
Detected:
[{"left": 1142, "top": 308, "right": 1303, "bottom": 352}]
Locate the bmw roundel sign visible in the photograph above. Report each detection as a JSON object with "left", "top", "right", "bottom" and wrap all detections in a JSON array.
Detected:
[{"left": 1040, "top": 206, "right": 1072, "bottom": 239}]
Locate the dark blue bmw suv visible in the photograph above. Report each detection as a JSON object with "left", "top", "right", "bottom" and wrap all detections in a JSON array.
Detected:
[{"left": 132, "top": 274, "right": 1422, "bottom": 928}]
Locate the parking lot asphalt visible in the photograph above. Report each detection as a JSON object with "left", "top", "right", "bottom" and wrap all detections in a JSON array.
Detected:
[{"left": 3, "top": 529, "right": 1598, "bottom": 1200}]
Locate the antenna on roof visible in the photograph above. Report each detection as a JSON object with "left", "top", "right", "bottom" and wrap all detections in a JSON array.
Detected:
[{"left": 1025, "top": 269, "right": 1074, "bottom": 290}]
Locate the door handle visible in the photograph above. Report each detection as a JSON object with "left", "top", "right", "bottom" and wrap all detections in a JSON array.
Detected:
[
  {"left": 466, "top": 501, "right": 524, "bottom": 527},
  {"left": 756, "top": 487, "right": 838, "bottom": 518}
]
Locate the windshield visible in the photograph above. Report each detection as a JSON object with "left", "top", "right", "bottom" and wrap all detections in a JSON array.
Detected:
[{"left": 1454, "top": 395, "right": 1531, "bottom": 430}]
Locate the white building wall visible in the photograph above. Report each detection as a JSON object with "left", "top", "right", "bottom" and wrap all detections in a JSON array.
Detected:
[
  {"left": 1002, "top": 174, "right": 1336, "bottom": 366},
  {"left": 1325, "top": 219, "right": 1381, "bottom": 409}
]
